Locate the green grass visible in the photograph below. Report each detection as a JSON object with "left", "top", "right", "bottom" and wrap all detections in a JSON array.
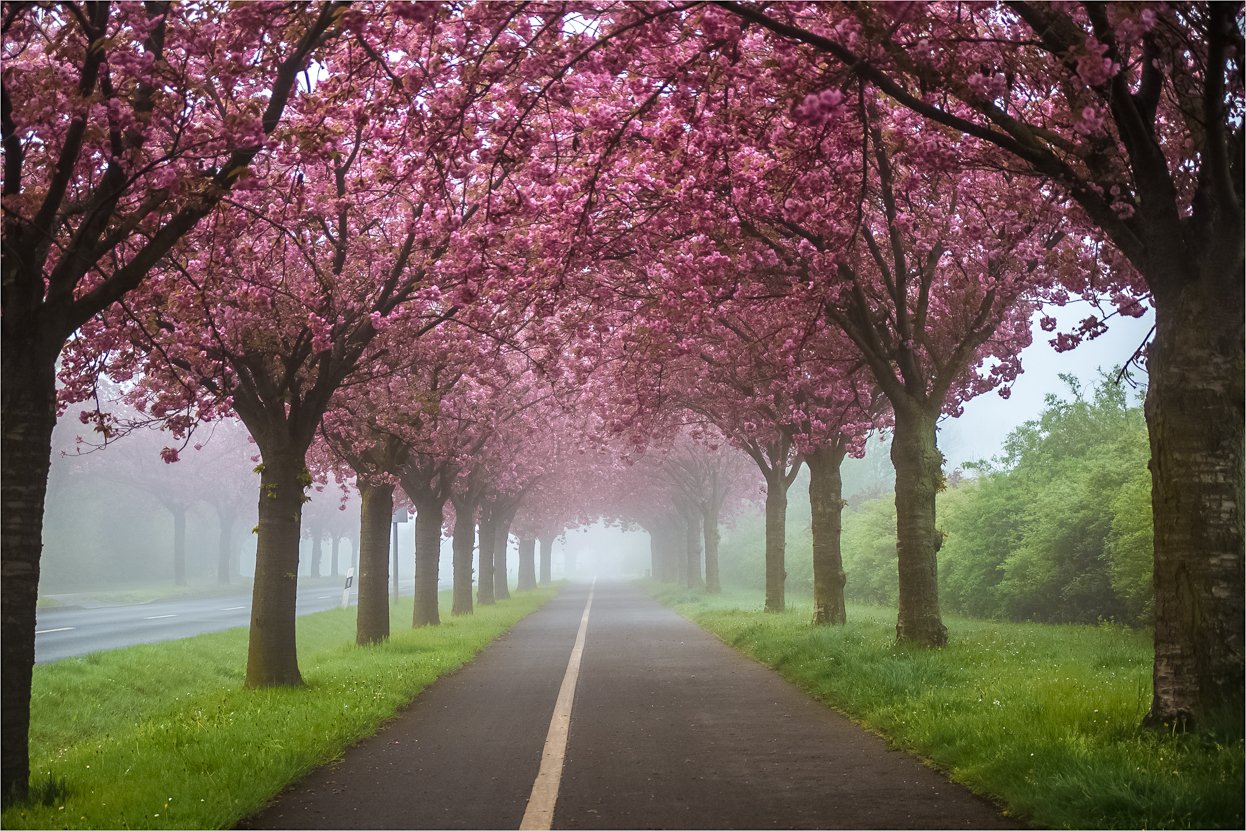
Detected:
[
  {"left": 3, "top": 586, "right": 558, "bottom": 830},
  {"left": 643, "top": 581, "right": 1244, "bottom": 830}
]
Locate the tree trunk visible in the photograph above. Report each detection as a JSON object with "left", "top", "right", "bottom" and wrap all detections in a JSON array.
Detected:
[
  {"left": 171, "top": 505, "right": 188, "bottom": 586},
  {"left": 683, "top": 506, "right": 703, "bottom": 589},
  {"left": 477, "top": 507, "right": 496, "bottom": 606},
  {"left": 702, "top": 500, "right": 721, "bottom": 595},
  {"left": 451, "top": 497, "right": 475, "bottom": 615},
  {"left": 217, "top": 509, "right": 235, "bottom": 585},
  {"left": 807, "top": 442, "right": 849, "bottom": 625},
  {"left": 412, "top": 497, "right": 443, "bottom": 627},
  {"left": 356, "top": 483, "right": 394, "bottom": 646},
  {"left": 517, "top": 537, "right": 537, "bottom": 590},
  {"left": 539, "top": 533, "right": 555, "bottom": 586},
  {"left": 494, "top": 512, "right": 514, "bottom": 601},
  {"left": 763, "top": 469, "right": 789, "bottom": 613},
  {"left": 245, "top": 450, "right": 307, "bottom": 687},
  {"left": 1144, "top": 268, "right": 1245, "bottom": 727},
  {"left": 891, "top": 402, "right": 948, "bottom": 647},
  {"left": 1, "top": 346, "right": 58, "bottom": 804}
]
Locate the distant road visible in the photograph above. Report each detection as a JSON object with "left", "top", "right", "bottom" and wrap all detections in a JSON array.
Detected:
[{"left": 34, "top": 577, "right": 435, "bottom": 664}]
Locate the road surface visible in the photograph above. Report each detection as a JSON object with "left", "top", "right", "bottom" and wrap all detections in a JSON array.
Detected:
[
  {"left": 238, "top": 580, "right": 1023, "bottom": 830},
  {"left": 34, "top": 577, "right": 429, "bottom": 663}
]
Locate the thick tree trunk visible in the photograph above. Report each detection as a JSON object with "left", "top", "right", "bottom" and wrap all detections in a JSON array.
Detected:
[
  {"left": 517, "top": 537, "right": 537, "bottom": 590},
  {"left": 763, "top": 470, "right": 789, "bottom": 613},
  {"left": 450, "top": 495, "right": 475, "bottom": 615},
  {"left": 891, "top": 403, "right": 948, "bottom": 647},
  {"left": 494, "top": 516, "right": 513, "bottom": 601},
  {"left": 245, "top": 450, "right": 307, "bottom": 687},
  {"left": 171, "top": 505, "right": 188, "bottom": 586},
  {"left": 807, "top": 443, "right": 849, "bottom": 625},
  {"left": 477, "top": 507, "right": 496, "bottom": 606},
  {"left": 412, "top": 497, "right": 443, "bottom": 627},
  {"left": 539, "top": 533, "right": 555, "bottom": 585},
  {"left": 217, "top": 509, "right": 235, "bottom": 584},
  {"left": 356, "top": 483, "right": 394, "bottom": 646},
  {"left": 702, "top": 501, "right": 721, "bottom": 594},
  {"left": 683, "top": 506, "right": 703, "bottom": 589},
  {"left": 490, "top": 508, "right": 515, "bottom": 598},
  {"left": 1144, "top": 268, "right": 1245, "bottom": 727},
  {"left": 1, "top": 347, "right": 58, "bottom": 804}
]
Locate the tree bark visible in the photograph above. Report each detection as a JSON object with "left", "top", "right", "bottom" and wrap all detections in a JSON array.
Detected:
[
  {"left": 891, "top": 402, "right": 948, "bottom": 647},
  {"left": 1144, "top": 267, "right": 1245, "bottom": 727},
  {"left": 539, "top": 533, "right": 555, "bottom": 585},
  {"left": 477, "top": 506, "right": 496, "bottom": 606},
  {"left": 682, "top": 504, "right": 704, "bottom": 589},
  {"left": 355, "top": 483, "right": 393, "bottom": 646},
  {"left": 450, "top": 494, "right": 476, "bottom": 615},
  {"left": 494, "top": 518, "right": 513, "bottom": 601},
  {"left": 411, "top": 496, "right": 443, "bottom": 627},
  {"left": 517, "top": 537, "right": 537, "bottom": 590},
  {"left": 1, "top": 346, "right": 57, "bottom": 804},
  {"left": 763, "top": 468, "right": 789, "bottom": 613},
  {"left": 245, "top": 450, "right": 307, "bottom": 687},
  {"left": 807, "top": 442, "right": 849, "bottom": 625}
]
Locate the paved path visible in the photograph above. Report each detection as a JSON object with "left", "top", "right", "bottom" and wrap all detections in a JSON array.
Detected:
[{"left": 238, "top": 581, "right": 1024, "bottom": 829}]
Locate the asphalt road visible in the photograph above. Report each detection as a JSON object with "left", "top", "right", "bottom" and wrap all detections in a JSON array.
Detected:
[
  {"left": 34, "top": 577, "right": 424, "bottom": 663},
  {"left": 238, "top": 580, "right": 1024, "bottom": 830}
]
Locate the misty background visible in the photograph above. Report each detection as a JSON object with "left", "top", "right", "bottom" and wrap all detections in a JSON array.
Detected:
[{"left": 39, "top": 302, "right": 1153, "bottom": 597}]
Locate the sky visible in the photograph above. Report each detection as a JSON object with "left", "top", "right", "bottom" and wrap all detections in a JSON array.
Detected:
[{"left": 938, "top": 300, "right": 1155, "bottom": 471}]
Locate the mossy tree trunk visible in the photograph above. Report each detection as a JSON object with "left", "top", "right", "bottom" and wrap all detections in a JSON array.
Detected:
[
  {"left": 1, "top": 346, "right": 58, "bottom": 803},
  {"left": 517, "top": 537, "right": 537, "bottom": 590},
  {"left": 891, "top": 401, "right": 948, "bottom": 647},
  {"left": 245, "top": 449, "right": 310, "bottom": 687},
  {"left": 477, "top": 504, "right": 497, "bottom": 606},
  {"left": 410, "top": 492, "right": 445, "bottom": 627},
  {"left": 355, "top": 483, "right": 394, "bottom": 646},
  {"left": 450, "top": 491, "right": 477, "bottom": 615},
  {"left": 807, "top": 441, "right": 849, "bottom": 626},
  {"left": 1144, "top": 263, "right": 1244, "bottom": 727}
]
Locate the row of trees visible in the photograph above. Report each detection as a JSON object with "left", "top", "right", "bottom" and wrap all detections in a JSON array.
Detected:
[{"left": 4, "top": 1, "right": 1240, "bottom": 803}]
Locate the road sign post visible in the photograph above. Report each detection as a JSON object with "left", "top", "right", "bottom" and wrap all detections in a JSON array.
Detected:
[{"left": 341, "top": 567, "right": 354, "bottom": 609}]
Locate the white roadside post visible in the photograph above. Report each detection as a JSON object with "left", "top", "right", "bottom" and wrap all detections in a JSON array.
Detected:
[{"left": 341, "top": 567, "right": 355, "bottom": 609}]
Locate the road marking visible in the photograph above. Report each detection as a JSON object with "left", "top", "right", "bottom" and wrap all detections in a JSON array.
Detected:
[
  {"left": 318, "top": 595, "right": 333, "bottom": 599},
  {"left": 143, "top": 614, "right": 176, "bottom": 620},
  {"left": 35, "top": 627, "right": 74, "bottom": 634},
  {"left": 520, "top": 580, "right": 595, "bottom": 831},
  {"left": 221, "top": 606, "right": 246, "bottom": 611}
]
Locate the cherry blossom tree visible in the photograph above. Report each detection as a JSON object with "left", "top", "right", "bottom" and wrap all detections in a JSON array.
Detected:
[
  {"left": 714, "top": 0, "right": 1243, "bottom": 729},
  {"left": 0, "top": 2, "right": 349, "bottom": 798}
]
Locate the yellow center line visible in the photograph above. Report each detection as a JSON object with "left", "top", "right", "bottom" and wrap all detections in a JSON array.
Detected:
[{"left": 520, "top": 580, "right": 595, "bottom": 831}]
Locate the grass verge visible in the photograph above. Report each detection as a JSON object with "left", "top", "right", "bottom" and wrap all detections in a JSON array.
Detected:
[
  {"left": 3, "top": 586, "right": 558, "bottom": 830},
  {"left": 643, "top": 581, "right": 1244, "bottom": 830}
]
